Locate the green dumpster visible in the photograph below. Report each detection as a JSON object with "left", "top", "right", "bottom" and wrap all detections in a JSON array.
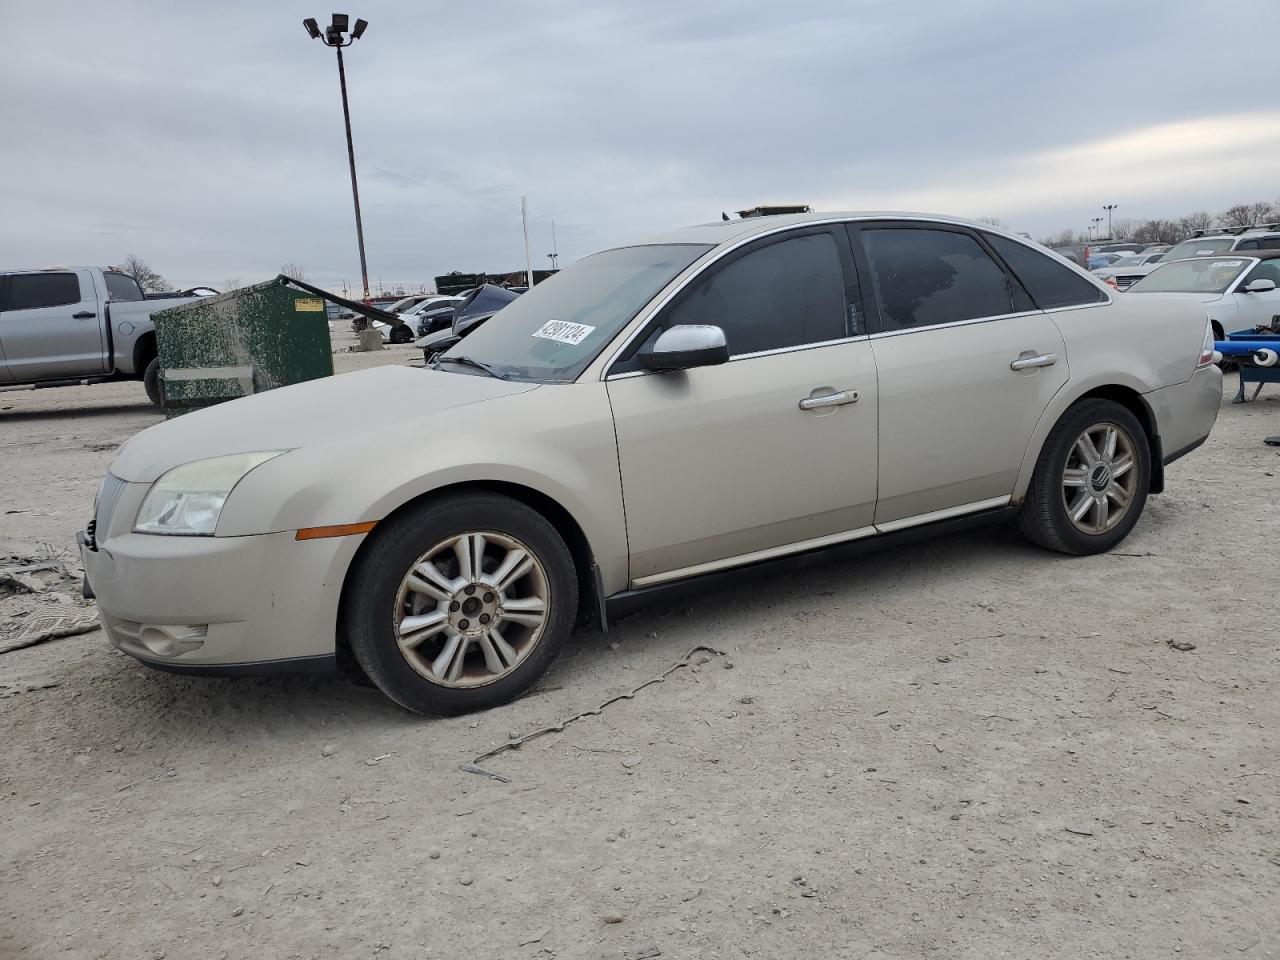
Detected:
[{"left": 152, "top": 276, "right": 334, "bottom": 414}]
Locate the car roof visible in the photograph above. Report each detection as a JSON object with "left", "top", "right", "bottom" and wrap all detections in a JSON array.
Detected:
[{"left": 633, "top": 211, "right": 1025, "bottom": 248}]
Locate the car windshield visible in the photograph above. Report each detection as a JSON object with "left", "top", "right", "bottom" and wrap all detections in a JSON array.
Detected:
[
  {"left": 1128, "top": 258, "right": 1251, "bottom": 294},
  {"left": 1110, "top": 255, "right": 1145, "bottom": 267},
  {"left": 1161, "top": 237, "right": 1235, "bottom": 260},
  {"left": 439, "top": 243, "right": 712, "bottom": 382}
]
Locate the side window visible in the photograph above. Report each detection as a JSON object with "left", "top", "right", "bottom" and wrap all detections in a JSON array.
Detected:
[
  {"left": 6, "top": 272, "right": 82, "bottom": 311},
  {"left": 104, "top": 272, "right": 145, "bottom": 301},
  {"left": 861, "top": 228, "right": 1012, "bottom": 332},
  {"left": 1236, "top": 239, "right": 1259, "bottom": 251},
  {"left": 1244, "top": 261, "right": 1280, "bottom": 287},
  {"left": 1260, "top": 236, "right": 1280, "bottom": 250},
  {"left": 984, "top": 233, "right": 1107, "bottom": 309},
  {"left": 662, "top": 232, "right": 849, "bottom": 357}
]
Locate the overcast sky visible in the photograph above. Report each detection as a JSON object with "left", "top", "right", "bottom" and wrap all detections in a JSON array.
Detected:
[{"left": 4, "top": 1, "right": 1278, "bottom": 293}]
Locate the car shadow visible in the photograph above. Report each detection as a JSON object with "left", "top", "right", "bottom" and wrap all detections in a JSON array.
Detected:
[{"left": 0, "top": 402, "right": 158, "bottom": 422}]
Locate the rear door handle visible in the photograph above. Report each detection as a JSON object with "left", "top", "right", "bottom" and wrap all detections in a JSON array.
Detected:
[
  {"left": 799, "top": 389, "right": 859, "bottom": 410},
  {"left": 1010, "top": 352, "right": 1057, "bottom": 371},
  {"left": 72, "top": 311, "right": 96, "bottom": 319}
]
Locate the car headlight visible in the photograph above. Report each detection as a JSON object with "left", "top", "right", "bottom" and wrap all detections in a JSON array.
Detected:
[{"left": 134, "top": 451, "right": 286, "bottom": 536}]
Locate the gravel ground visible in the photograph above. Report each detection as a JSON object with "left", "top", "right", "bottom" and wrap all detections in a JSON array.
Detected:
[{"left": 2, "top": 343, "right": 1278, "bottom": 959}]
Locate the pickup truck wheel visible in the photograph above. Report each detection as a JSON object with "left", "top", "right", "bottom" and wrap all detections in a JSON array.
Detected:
[
  {"left": 1018, "top": 399, "right": 1151, "bottom": 555},
  {"left": 143, "top": 358, "right": 164, "bottom": 407},
  {"left": 345, "top": 492, "right": 578, "bottom": 716}
]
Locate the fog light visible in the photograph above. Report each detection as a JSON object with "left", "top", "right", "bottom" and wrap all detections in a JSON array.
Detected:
[{"left": 137, "top": 625, "right": 207, "bottom": 657}]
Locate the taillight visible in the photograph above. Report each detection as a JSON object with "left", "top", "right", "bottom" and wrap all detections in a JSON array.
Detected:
[{"left": 1197, "top": 321, "right": 1217, "bottom": 367}]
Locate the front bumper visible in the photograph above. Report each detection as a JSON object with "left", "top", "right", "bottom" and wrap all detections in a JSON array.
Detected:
[{"left": 81, "top": 526, "right": 349, "bottom": 674}]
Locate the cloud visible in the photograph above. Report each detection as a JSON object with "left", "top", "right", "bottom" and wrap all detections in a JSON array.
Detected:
[{"left": 1, "top": 1, "right": 1277, "bottom": 288}]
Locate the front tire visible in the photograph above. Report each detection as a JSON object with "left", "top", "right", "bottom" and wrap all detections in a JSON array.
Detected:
[
  {"left": 389, "top": 324, "right": 414, "bottom": 345},
  {"left": 1018, "top": 399, "right": 1151, "bottom": 555},
  {"left": 345, "top": 492, "right": 578, "bottom": 715}
]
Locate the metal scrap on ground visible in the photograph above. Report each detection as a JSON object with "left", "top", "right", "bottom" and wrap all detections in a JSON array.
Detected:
[{"left": 472, "top": 644, "right": 726, "bottom": 764}]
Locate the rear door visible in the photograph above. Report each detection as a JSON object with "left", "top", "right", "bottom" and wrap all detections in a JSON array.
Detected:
[
  {"left": 0, "top": 269, "right": 107, "bottom": 380},
  {"left": 852, "top": 223, "right": 1073, "bottom": 526}
]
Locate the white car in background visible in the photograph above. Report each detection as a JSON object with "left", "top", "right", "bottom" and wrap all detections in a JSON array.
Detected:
[
  {"left": 1093, "top": 250, "right": 1168, "bottom": 290},
  {"left": 81, "top": 212, "right": 1222, "bottom": 715},
  {"left": 372, "top": 295, "right": 458, "bottom": 344},
  {"left": 1127, "top": 252, "right": 1280, "bottom": 340}
]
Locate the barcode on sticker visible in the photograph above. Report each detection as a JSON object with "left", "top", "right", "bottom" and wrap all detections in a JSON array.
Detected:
[{"left": 533, "top": 320, "right": 595, "bottom": 345}]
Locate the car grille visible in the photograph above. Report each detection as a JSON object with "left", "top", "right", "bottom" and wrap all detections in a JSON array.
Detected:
[
  {"left": 94, "top": 474, "right": 129, "bottom": 544},
  {"left": 1115, "top": 275, "right": 1145, "bottom": 290}
]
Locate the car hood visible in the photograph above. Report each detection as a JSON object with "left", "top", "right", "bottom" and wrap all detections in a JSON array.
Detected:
[{"left": 110, "top": 364, "right": 538, "bottom": 482}]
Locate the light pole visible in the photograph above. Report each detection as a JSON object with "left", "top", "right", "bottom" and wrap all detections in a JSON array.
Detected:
[
  {"left": 1091, "top": 216, "right": 1103, "bottom": 240},
  {"left": 1103, "top": 203, "right": 1118, "bottom": 240},
  {"left": 547, "top": 218, "right": 559, "bottom": 270},
  {"left": 303, "top": 14, "right": 371, "bottom": 300}
]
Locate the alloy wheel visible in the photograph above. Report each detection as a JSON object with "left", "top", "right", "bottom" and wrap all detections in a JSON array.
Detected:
[
  {"left": 393, "top": 531, "right": 549, "bottom": 688},
  {"left": 1060, "top": 421, "right": 1138, "bottom": 534}
]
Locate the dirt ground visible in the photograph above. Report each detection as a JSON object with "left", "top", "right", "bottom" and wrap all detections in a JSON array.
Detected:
[{"left": 2, "top": 341, "right": 1279, "bottom": 959}]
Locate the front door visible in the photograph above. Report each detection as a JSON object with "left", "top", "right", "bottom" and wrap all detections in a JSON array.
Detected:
[
  {"left": 606, "top": 228, "right": 879, "bottom": 585},
  {"left": 1232, "top": 260, "right": 1280, "bottom": 329},
  {"left": 852, "top": 224, "right": 1071, "bottom": 526},
  {"left": 0, "top": 270, "right": 106, "bottom": 380}
]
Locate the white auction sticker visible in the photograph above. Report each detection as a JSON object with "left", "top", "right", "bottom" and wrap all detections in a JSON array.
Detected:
[{"left": 532, "top": 320, "right": 595, "bottom": 345}]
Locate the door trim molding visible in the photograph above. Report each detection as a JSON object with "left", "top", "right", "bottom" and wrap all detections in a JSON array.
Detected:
[{"left": 630, "top": 494, "right": 1013, "bottom": 588}]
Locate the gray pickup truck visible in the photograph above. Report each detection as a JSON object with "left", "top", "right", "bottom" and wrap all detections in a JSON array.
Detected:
[{"left": 0, "top": 267, "right": 203, "bottom": 406}]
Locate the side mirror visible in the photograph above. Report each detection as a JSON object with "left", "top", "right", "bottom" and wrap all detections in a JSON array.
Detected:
[
  {"left": 641, "top": 324, "right": 729, "bottom": 372},
  {"left": 1243, "top": 278, "right": 1277, "bottom": 293}
]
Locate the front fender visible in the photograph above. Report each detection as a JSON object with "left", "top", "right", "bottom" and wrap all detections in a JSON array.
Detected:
[{"left": 218, "top": 381, "right": 630, "bottom": 593}]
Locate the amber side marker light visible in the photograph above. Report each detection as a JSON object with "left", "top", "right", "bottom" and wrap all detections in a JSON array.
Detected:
[{"left": 296, "top": 521, "right": 377, "bottom": 541}]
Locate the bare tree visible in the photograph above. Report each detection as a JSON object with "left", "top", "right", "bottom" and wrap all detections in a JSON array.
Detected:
[
  {"left": 118, "top": 254, "right": 169, "bottom": 293},
  {"left": 1218, "top": 201, "right": 1275, "bottom": 229},
  {"left": 1040, "top": 228, "right": 1079, "bottom": 247},
  {"left": 1110, "top": 218, "right": 1135, "bottom": 240},
  {"left": 222, "top": 277, "right": 242, "bottom": 292},
  {"left": 1130, "top": 219, "right": 1182, "bottom": 245},
  {"left": 280, "top": 263, "right": 307, "bottom": 282},
  {"left": 1177, "top": 211, "right": 1213, "bottom": 236},
  {"left": 975, "top": 215, "right": 1005, "bottom": 228}
]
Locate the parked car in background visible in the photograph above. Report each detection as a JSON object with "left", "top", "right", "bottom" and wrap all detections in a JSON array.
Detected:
[
  {"left": 1159, "top": 228, "right": 1280, "bottom": 263},
  {"left": 1127, "top": 252, "right": 1280, "bottom": 339},
  {"left": 371, "top": 295, "right": 461, "bottom": 344},
  {"left": 1087, "top": 251, "right": 1131, "bottom": 270},
  {"left": 1093, "top": 250, "right": 1168, "bottom": 289},
  {"left": 409, "top": 296, "right": 465, "bottom": 337},
  {"left": 81, "top": 212, "right": 1221, "bottom": 715},
  {"left": 415, "top": 284, "right": 522, "bottom": 361},
  {"left": 0, "top": 267, "right": 207, "bottom": 405}
]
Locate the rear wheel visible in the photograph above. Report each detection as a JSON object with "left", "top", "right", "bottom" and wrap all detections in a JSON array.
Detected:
[
  {"left": 345, "top": 492, "right": 577, "bottom": 715},
  {"left": 1018, "top": 399, "right": 1151, "bottom": 555},
  {"left": 143, "top": 357, "right": 163, "bottom": 407}
]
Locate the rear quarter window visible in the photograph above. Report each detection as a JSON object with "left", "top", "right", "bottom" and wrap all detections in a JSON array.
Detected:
[
  {"left": 104, "top": 272, "right": 144, "bottom": 301},
  {"left": 984, "top": 234, "right": 1106, "bottom": 309}
]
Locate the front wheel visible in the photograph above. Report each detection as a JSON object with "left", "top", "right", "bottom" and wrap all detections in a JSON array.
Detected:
[
  {"left": 1018, "top": 399, "right": 1151, "bottom": 555},
  {"left": 344, "top": 492, "right": 578, "bottom": 715},
  {"left": 389, "top": 323, "right": 414, "bottom": 345}
]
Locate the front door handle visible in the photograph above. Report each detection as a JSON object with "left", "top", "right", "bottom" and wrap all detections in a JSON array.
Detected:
[
  {"left": 799, "top": 389, "right": 859, "bottom": 410},
  {"left": 1010, "top": 352, "right": 1057, "bottom": 371},
  {"left": 72, "top": 311, "right": 96, "bottom": 319}
]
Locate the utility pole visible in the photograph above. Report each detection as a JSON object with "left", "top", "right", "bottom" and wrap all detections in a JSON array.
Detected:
[
  {"left": 1103, "top": 203, "right": 1118, "bottom": 239},
  {"left": 303, "top": 14, "right": 371, "bottom": 300},
  {"left": 547, "top": 218, "right": 559, "bottom": 270},
  {"left": 521, "top": 196, "right": 534, "bottom": 289}
]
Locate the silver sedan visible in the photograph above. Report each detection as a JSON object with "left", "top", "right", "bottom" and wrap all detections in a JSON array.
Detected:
[{"left": 81, "top": 212, "right": 1222, "bottom": 714}]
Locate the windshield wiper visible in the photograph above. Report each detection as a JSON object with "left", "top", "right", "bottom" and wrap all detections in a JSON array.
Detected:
[{"left": 433, "top": 355, "right": 508, "bottom": 380}]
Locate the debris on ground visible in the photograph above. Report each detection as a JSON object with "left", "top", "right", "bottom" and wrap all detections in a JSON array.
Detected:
[
  {"left": 471, "top": 645, "right": 726, "bottom": 764},
  {"left": 1167, "top": 639, "right": 1197, "bottom": 652}
]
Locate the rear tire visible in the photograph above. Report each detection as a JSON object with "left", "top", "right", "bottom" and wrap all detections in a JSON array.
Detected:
[
  {"left": 143, "top": 357, "right": 163, "bottom": 408},
  {"left": 345, "top": 492, "right": 578, "bottom": 716},
  {"left": 1018, "top": 399, "right": 1151, "bottom": 555}
]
